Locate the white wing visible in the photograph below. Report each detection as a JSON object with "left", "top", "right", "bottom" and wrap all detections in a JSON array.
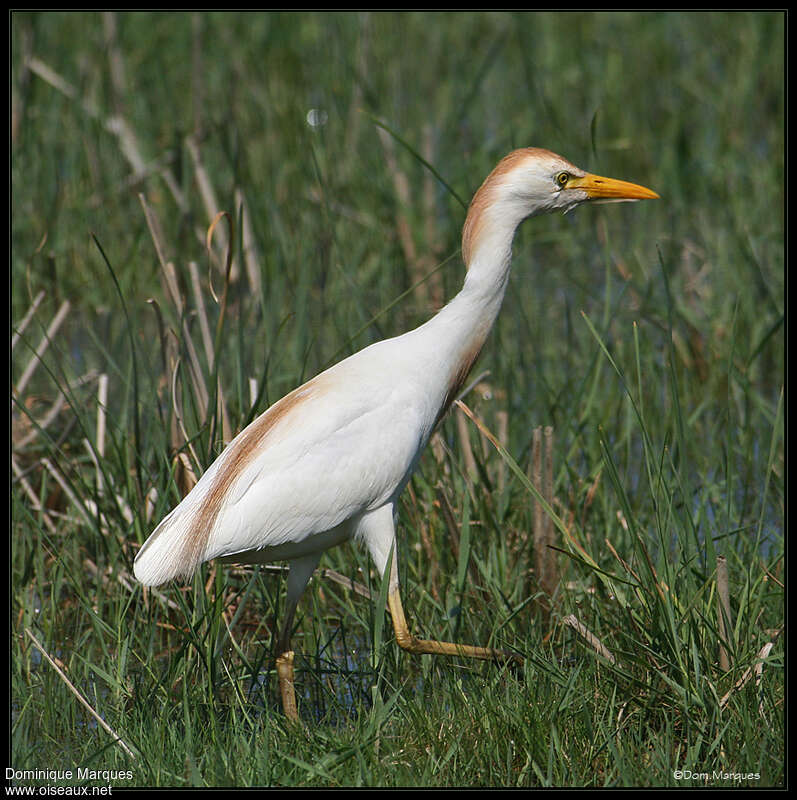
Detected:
[{"left": 133, "top": 338, "right": 435, "bottom": 586}]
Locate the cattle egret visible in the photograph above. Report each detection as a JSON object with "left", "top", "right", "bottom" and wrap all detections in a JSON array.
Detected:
[{"left": 134, "top": 147, "right": 658, "bottom": 720}]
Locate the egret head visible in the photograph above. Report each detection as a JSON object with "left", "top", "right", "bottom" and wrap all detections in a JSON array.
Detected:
[{"left": 462, "top": 148, "right": 659, "bottom": 266}]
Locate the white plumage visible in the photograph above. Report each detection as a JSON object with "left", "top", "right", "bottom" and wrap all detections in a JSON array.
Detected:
[{"left": 134, "top": 147, "right": 657, "bottom": 720}]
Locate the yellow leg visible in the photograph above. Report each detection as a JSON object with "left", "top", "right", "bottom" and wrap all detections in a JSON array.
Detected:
[
  {"left": 274, "top": 554, "right": 322, "bottom": 722},
  {"left": 387, "top": 588, "right": 521, "bottom": 664},
  {"left": 276, "top": 650, "right": 299, "bottom": 722},
  {"left": 362, "top": 506, "right": 521, "bottom": 666}
]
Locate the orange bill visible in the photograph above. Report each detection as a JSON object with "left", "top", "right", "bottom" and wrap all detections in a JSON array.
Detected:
[{"left": 568, "top": 173, "right": 659, "bottom": 201}]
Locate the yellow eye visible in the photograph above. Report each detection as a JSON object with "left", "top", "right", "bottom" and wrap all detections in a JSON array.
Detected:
[{"left": 555, "top": 171, "right": 570, "bottom": 188}]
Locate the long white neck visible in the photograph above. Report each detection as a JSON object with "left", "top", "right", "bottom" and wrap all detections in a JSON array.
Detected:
[{"left": 410, "top": 171, "right": 531, "bottom": 423}]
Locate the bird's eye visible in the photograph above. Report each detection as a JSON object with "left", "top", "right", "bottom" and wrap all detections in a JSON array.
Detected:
[{"left": 555, "top": 172, "right": 570, "bottom": 188}]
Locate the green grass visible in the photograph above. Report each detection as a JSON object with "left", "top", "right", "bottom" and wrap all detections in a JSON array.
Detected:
[{"left": 11, "top": 11, "right": 783, "bottom": 788}]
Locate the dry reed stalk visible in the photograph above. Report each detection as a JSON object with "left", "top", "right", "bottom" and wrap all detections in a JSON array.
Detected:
[
  {"left": 140, "top": 195, "right": 213, "bottom": 429},
  {"left": 154, "top": 319, "right": 183, "bottom": 455},
  {"left": 11, "top": 457, "right": 57, "bottom": 533},
  {"left": 205, "top": 211, "right": 237, "bottom": 445},
  {"left": 376, "top": 126, "right": 441, "bottom": 313},
  {"left": 15, "top": 300, "right": 70, "bottom": 397},
  {"left": 15, "top": 369, "right": 100, "bottom": 451},
  {"left": 235, "top": 188, "right": 263, "bottom": 296},
  {"left": 188, "top": 260, "right": 216, "bottom": 367},
  {"left": 144, "top": 486, "right": 159, "bottom": 524},
  {"left": 27, "top": 56, "right": 189, "bottom": 212},
  {"left": 187, "top": 258, "right": 232, "bottom": 445},
  {"left": 563, "top": 614, "right": 618, "bottom": 666},
  {"left": 604, "top": 537, "right": 643, "bottom": 586},
  {"left": 81, "top": 439, "right": 135, "bottom": 529},
  {"left": 719, "top": 630, "right": 781, "bottom": 713},
  {"left": 186, "top": 136, "right": 239, "bottom": 283},
  {"left": 14, "top": 392, "right": 67, "bottom": 450},
  {"left": 24, "top": 628, "right": 137, "bottom": 760},
  {"left": 179, "top": 298, "right": 212, "bottom": 427},
  {"left": 101, "top": 12, "right": 127, "bottom": 114},
  {"left": 40, "top": 457, "right": 92, "bottom": 527},
  {"left": 95, "top": 373, "right": 108, "bottom": 491},
  {"left": 456, "top": 406, "right": 478, "bottom": 480},
  {"left": 12, "top": 290, "right": 45, "bottom": 352},
  {"left": 175, "top": 451, "right": 199, "bottom": 497},
  {"left": 138, "top": 195, "right": 182, "bottom": 312},
  {"left": 168, "top": 353, "right": 202, "bottom": 496}
]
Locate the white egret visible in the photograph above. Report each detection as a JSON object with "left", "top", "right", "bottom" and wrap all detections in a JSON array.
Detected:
[{"left": 134, "top": 147, "right": 658, "bottom": 720}]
